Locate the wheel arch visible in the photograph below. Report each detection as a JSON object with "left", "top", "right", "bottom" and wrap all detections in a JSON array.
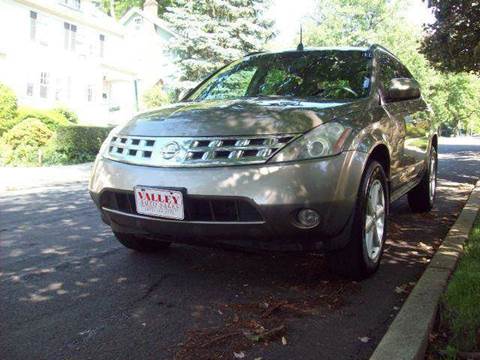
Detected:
[{"left": 431, "top": 134, "right": 438, "bottom": 151}]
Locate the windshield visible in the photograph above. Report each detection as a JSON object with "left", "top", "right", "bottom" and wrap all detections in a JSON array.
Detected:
[{"left": 188, "top": 50, "right": 372, "bottom": 101}]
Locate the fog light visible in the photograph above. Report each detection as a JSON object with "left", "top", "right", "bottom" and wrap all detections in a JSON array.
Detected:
[{"left": 297, "top": 208, "right": 320, "bottom": 228}]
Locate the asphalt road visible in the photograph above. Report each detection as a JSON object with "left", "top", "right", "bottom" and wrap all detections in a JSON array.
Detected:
[{"left": 1, "top": 138, "right": 479, "bottom": 360}]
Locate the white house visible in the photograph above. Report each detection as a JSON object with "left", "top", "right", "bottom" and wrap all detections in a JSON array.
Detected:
[
  {"left": 0, "top": 0, "right": 176, "bottom": 125},
  {"left": 120, "top": 3, "right": 177, "bottom": 97}
]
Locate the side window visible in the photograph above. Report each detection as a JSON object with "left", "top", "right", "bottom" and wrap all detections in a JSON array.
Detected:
[{"left": 377, "top": 52, "right": 411, "bottom": 91}]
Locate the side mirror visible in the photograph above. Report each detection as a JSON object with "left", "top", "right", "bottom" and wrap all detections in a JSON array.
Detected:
[{"left": 385, "top": 78, "right": 421, "bottom": 102}]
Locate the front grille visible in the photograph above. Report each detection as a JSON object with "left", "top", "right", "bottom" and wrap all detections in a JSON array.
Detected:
[
  {"left": 100, "top": 191, "right": 263, "bottom": 223},
  {"left": 105, "top": 135, "right": 298, "bottom": 167}
]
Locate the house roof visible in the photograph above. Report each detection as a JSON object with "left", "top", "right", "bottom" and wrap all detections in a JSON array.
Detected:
[{"left": 120, "top": 7, "right": 177, "bottom": 38}]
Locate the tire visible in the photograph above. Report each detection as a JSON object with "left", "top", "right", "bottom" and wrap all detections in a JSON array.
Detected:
[
  {"left": 407, "top": 147, "right": 437, "bottom": 213},
  {"left": 327, "top": 161, "right": 389, "bottom": 280},
  {"left": 114, "top": 232, "right": 171, "bottom": 252}
]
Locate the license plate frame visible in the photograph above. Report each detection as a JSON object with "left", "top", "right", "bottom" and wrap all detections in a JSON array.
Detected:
[{"left": 133, "top": 186, "right": 185, "bottom": 220}]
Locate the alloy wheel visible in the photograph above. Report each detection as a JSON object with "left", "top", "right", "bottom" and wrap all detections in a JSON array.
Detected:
[
  {"left": 364, "top": 179, "right": 386, "bottom": 262},
  {"left": 429, "top": 154, "right": 437, "bottom": 202}
]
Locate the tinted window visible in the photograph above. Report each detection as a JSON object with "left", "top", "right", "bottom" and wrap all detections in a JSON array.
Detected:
[
  {"left": 377, "top": 51, "right": 411, "bottom": 90},
  {"left": 188, "top": 51, "right": 372, "bottom": 101}
]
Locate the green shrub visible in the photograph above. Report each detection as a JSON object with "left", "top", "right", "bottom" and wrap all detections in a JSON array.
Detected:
[
  {"left": 41, "top": 138, "right": 68, "bottom": 165},
  {"left": 47, "top": 125, "right": 112, "bottom": 164},
  {"left": 52, "top": 106, "right": 79, "bottom": 124},
  {"left": 0, "top": 118, "right": 53, "bottom": 166},
  {"left": 143, "top": 84, "right": 173, "bottom": 109},
  {"left": 16, "top": 106, "right": 69, "bottom": 131},
  {"left": 3, "top": 118, "right": 53, "bottom": 149},
  {"left": 2, "top": 144, "right": 42, "bottom": 166},
  {"left": 0, "top": 83, "right": 18, "bottom": 135}
]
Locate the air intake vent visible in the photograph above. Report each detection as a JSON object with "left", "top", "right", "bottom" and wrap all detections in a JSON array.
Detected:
[{"left": 100, "top": 191, "right": 264, "bottom": 222}]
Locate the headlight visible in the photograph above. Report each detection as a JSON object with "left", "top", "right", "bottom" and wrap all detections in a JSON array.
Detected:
[{"left": 269, "top": 122, "right": 351, "bottom": 163}]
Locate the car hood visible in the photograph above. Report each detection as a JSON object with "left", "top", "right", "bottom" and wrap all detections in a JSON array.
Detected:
[{"left": 119, "top": 98, "right": 368, "bottom": 137}]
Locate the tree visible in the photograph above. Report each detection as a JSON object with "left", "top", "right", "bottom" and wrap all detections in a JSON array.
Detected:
[
  {"left": 163, "top": 0, "right": 275, "bottom": 90},
  {"left": 302, "top": 0, "right": 480, "bottom": 134},
  {"left": 97, "top": 0, "right": 174, "bottom": 19},
  {"left": 142, "top": 84, "right": 173, "bottom": 108},
  {"left": 303, "top": 0, "right": 437, "bottom": 96},
  {"left": 420, "top": 0, "right": 480, "bottom": 74},
  {"left": 429, "top": 74, "right": 480, "bottom": 135}
]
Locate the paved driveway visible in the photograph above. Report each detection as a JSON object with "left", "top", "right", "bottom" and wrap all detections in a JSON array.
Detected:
[{"left": 1, "top": 138, "right": 479, "bottom": 360}]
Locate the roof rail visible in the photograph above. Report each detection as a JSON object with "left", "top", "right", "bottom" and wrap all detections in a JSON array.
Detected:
[
  {"left": 245, "top": 51, "right": 265, "bottom": 57},
  {"left": 368, "top": 44, "right": 399, "bottom": 59}
]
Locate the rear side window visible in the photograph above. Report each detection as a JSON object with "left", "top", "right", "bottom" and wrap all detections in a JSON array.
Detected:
[{"left": 377, "top": 51, "right": 412, "bottom": 91}]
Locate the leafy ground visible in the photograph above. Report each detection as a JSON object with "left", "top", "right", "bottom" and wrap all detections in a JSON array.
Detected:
[{"left": 427, "top": 216, "right": 480, "bottom": 359}]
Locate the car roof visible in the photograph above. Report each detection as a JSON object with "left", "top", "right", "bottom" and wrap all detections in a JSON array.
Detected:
[{"left": 246, "top": 44, "right": 396, "bottom": 59}]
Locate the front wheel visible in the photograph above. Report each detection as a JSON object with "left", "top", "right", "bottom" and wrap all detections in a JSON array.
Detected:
[
  {"left": 407, "top": 147, "right": 437, "bottom": 213},
  {"left": 327, "top": 161, "right": 388, "bottom": 280},
  {"left": 114, "top": 232, "right": 171, "bottom": 252}
]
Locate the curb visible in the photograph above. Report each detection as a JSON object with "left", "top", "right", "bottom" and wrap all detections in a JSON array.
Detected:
[{"left": 370, "top": 179, "right": 480, "bottom": 360}]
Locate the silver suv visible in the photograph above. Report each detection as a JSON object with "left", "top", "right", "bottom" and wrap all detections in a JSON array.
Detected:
[{"left": 89, "top": 45, "right": 437, "bottom": 279}]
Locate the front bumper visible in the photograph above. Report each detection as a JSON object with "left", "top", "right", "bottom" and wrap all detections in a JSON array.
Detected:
[{"left": 89, "top": 151, "right": 367, "bottom": 251}]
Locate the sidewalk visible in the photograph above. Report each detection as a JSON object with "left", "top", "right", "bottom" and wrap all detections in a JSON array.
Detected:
[{"left": 0, "top": 162, "right": 93, "bottom": 192}]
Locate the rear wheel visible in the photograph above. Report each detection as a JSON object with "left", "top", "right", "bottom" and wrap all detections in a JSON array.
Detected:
[
  {"left": 114, "top": 232, "right": 171, "bottom": 252},
  {"left": 407, "top": 147, "right": 437, "bottom": 212},
  {"left": 327, "top": 161, "right": 388, "bottom": 280}
]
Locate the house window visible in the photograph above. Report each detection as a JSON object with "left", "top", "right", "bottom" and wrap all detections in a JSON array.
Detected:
[
  {"left": 66, "top": 77, "right": 72, "bottom": 99},
  {"left": 87, "top": 85, "right": 93, "bottom": 102},
  {"left": 30, "top": 11, "right": 37, "bottom": 41},
  {"left": 26, "top": 83, "right": 34, "bottom": 96},
  {"left": 99, "top": 34, "right": 105, "bottom": 57},
  {"left": 64, "top": 22, "right": 77, "bottom": 51},
  {"left": 55, "top": 78, "right": 64, "bottom": 101},
  {"left": 63, "top": 0, "right": 81, "bottom": 10},
  {"left": 134, "top": 16, "right": 143, "bottom": 30},
  {"left": 39, "top": 72, "right": 49, "bottom": 98}
]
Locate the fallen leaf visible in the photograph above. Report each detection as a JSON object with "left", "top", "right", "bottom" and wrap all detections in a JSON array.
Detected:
[
  {"left": 418, "top": 242, "right": 433, "bottom": 251},
  {"left": 358, "top": 336, "right": 370, "bottom": 343},
  {"left": 233, "top": 351, "right": 245, "bottom": 359},
  {"left": 243, "top": 324, "right": 286, "bottom": 343},
  {"left": 259, "top": 302, "right": 269, "bottom": 309}
]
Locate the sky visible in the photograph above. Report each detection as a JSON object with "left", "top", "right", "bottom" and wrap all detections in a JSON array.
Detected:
[{"left": 268, "top": 0, "right": 435, "bottom": 50}]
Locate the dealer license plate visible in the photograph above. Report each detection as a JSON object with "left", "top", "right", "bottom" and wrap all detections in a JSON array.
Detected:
[{"left": 134, "top": 186, "right": 184, "bottom": 220}]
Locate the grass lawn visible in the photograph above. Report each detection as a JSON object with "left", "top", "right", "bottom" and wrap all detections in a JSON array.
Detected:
[{"left": 436, "top": 215, "right": 480, "bottom": 358}]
